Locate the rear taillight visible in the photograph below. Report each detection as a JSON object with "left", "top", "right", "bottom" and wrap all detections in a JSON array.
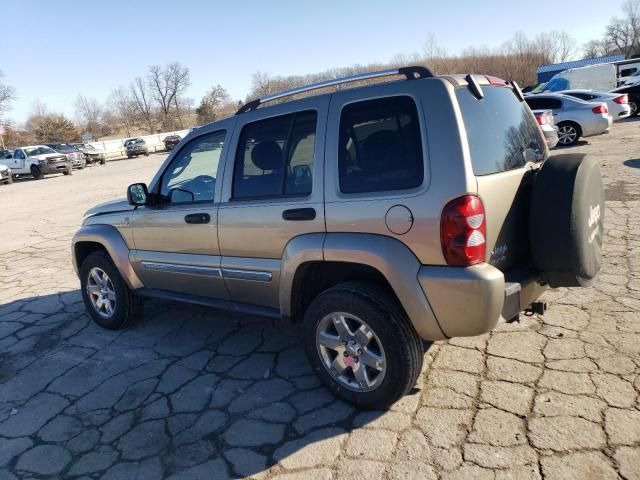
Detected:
[
  {"left": 484, "top": 75, "right": 507, "bottom": 86},
  {"left": 592, "top": 104, "right": 608, "bottom": 114},
  {"left": 440, "top": 195, "right": 486, "bottom": 266},
  {"left": 613, "top": 94, "right": 628, "bottom": 105},
  {"left": 535, "top": 114, "right": 548, "bottom": 126}
]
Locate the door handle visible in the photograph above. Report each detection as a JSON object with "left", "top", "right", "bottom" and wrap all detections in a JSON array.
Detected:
[
  {"left": 282, "top": 208, "right": 316, "bottom": 221},
  {"left": 184, "top": 213, "right": 210, "bottom": 224}
]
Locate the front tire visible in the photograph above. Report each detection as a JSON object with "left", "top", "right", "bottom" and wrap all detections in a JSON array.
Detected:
[
  {"left": 302, "top": 282, "right": 424, "bottom": 409},
  {"left": 556, "top": 122, "right": 582, "bottom": 146},
  {"left": 30, "top": 165, "right": 44, "bottom": 180},
  {"left": 80, "top": 251, "right": 143, "bottom": 330}
]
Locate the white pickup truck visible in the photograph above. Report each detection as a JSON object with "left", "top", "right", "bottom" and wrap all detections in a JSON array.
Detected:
[{"left": 0, "top": 145, "right": 72, "bottom": 179}]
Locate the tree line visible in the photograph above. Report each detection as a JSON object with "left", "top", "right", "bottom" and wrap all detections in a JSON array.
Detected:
[{"left": 1, "top": 0, "right": 639, "bottom": 147}]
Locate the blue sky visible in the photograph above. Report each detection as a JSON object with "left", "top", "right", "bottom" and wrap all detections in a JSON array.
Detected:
[{"left": 2, "top": 0, "right": 623, "bottom": 123}]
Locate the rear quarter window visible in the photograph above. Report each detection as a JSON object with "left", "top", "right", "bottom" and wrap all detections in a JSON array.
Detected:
[{"left": 457, "top": 87, "right": 547, "bottom": 176}]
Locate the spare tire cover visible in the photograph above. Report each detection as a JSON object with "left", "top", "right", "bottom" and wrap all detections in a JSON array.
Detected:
[{"left": 530, "top": 154, "right": 604, "bottom": 287}]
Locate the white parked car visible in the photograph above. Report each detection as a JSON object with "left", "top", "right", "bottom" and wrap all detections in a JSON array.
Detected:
[
  {"left": 524, "top": 94, "right": 612, "bottom": 146},
  {"left": 559, "top": 90, "right": 631, "bottom": 121},
  {"left": 0, "top": 145, "right": 73, "bottom": 179},
  {"left": 0, "top": 163, "right": 12, "bottom": 185}
]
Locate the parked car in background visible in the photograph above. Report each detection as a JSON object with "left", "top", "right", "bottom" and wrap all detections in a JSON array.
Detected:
[
  {"left": 45, "top": 143, "right": 87, "bottom": 169},
  {"left": 559, "top": 90, "right": 631, "bottom": 121},
  {"left": 126, "top": 138, "right": 149, "bottom": 158},
  {"left": 617, "top": 70, "right": 640, "bottom": 87},
  {"left": 0, "top": 145, "right": 72, "bottom": 179},
  {"left": 74, "top": 143, "right": 106, "bottom": 165},
  {"left": 0, "top": 164, "right": 12, "bottom": 185},
  {"left": 531, "top": 110, "right": 559, "bottom": 149},
  {"left": 610, "top": 82, "right": 640, "bottom": 116},
  {"left": 163, "top": 134, "right": 182, "bottom": 151},
  {"left": 524, "top": 94, "right": 612, "bottom": 146}
]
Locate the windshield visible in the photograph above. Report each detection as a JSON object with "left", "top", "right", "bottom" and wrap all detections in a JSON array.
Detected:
[
  {"left": 83, "top": 144, "right": 96, "bottom": 150},
  {"left": 25, "top": 146, "right": 57, "bottom": 156},
  {"left": 54, "top": 144, "right": 76, "bottom": 152}
]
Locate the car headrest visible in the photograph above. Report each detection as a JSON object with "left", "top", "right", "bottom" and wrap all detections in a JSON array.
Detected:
[{"left": 251, "top": 140, "right": 283, "bottom": 171}]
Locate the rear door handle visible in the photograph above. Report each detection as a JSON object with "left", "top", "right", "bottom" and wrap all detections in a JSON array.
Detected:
[
  {"left": 184, "top": 213, "right": 210, "bottom": 224},
  {"left": 282, "top": 208, "right": 316, "bottom": 221}
]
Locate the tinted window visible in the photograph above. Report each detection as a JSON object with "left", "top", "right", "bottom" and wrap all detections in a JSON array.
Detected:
[
  {"left": 159, "top": 130, "right": 225, "bottom": 204},
  {"left": 233, "top": 111, "right": 317, "bottom": 198},
  {"left": 458, "top": 87, "right": 547, "bottom": 176},
  {"left": 14, "top": 150, "right": 25, "bottom": 159},
  {"left": 338, "top": 96, "right": 423, "bottom": 194},
  {"left": 525, "top": 97, "right": 562, "bottom": 110}
]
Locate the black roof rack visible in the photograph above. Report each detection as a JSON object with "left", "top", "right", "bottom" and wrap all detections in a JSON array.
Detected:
[{"left": 236, "top": 65, "right": 433, "bottom": 114}]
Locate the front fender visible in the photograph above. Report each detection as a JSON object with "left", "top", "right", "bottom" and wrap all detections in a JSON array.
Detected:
[{"left": 72, "top": 224, "right": 144, "bottom": 289}]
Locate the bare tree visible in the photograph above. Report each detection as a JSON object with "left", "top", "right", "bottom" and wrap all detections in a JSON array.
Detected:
[
  {"left": 606, "top": 0, "right": 640, "bottom": 57},
  {"left": 422, "top": 33, "right": 446, "bottom": 60},
  {"left": 107, "top": 87, "right": 138, "bottom": 137},
  {"left": 0, "top": 70, "right": 16, "bottom": 118},
  {"left": 74, "top": 94, "right": 102, "bottom": 140},
  {"left": 196, "top": 85, "right": 231, "bottom": 124},
  {"left": 583, "top": 38, "right": 617, "bottom": 58},
  {"left": 148, "top": 63, "right": 191, "bottom": 129},
  {"left": 130, "top": 76, "right": 155, "bottom": 133}
]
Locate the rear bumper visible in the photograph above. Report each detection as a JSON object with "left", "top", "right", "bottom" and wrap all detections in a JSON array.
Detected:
[
  {"left": 542, "top": 126, "right": 559, "bottom": 149},
  {"left": 418, "top": 263, "right": 547, "bottom": 338},
  {"left": 582, "top": 116, "right": 612, "bottom": 137}
]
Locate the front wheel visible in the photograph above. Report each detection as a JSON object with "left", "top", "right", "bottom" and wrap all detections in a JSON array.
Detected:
[
  {"left": 557, "top": 122, "right": 581, "bottom": 146},
  {"left": 80, "top": 251, "right": 143, "bottom": 330},
  {"left": 302, "top": 282, "right": 424, "bottom": 409},
  {"left": 30, "top": 165, "right": 44, "bottom": 180}
]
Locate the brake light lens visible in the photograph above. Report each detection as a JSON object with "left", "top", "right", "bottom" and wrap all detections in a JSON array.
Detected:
[
  {"left": 613, "top": 94, "right": 628, "bottom": 104},
  {"left": 535, "top": 113, "right": 548, "bottom": 125},
  {"left": 592, "top": 104, "right": 608, "bottom": 114},
  {"left": 440, "top": 195, "right": 486, "bottom": 266},
  {"left": 484, "top": 75, "right": 507, "bottom": 86}
]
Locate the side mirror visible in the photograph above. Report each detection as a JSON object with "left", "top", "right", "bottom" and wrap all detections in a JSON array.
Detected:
[{"left": 127, "top": 183, "right": 148, "bottom": 206}]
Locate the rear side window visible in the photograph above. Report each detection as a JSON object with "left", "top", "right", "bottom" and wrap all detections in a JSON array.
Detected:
[
  {"left": 338, "top": 96, "right": 423, "bottom": 194},
  {"left": 458, "top": 87, "right": 547, "bottom": 176},
  {"left": 233, "top": 111, "right": 317, "bottom": 198},
  {"left": 525, "top": 97, "right": 562, "bottom": 110}
]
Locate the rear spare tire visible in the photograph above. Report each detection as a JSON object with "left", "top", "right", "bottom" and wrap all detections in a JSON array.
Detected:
[{"left": 530, "top": 153, "right": 604, "bottom": 287}]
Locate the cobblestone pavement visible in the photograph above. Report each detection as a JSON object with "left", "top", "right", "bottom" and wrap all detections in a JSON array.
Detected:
[{"left": 1, "top": 122, "right": 639, "bottom": 480}]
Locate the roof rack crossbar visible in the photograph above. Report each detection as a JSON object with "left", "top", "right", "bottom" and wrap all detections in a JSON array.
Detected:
[{"left": 236, "top": 65, "right": 433, "bottom": 114}]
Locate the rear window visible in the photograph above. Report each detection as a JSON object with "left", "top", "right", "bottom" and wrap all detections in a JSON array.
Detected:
[{"left": 457, "top": 87, "right": 547, "bottom": 176}]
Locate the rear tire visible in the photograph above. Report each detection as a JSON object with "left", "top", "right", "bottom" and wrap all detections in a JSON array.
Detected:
[
  {"left": 629, "top": 97, "right": 639, "bottom": 116},
  {"left": 30, "top": 165, "right": 44, "bottom": 180},
  {"left": 556, "top": 122, "right": 582, "bottom": 146},
  {"left": 80, "top": 251, "right": 143, "bottom": 330},
  {"left": 302, "top": 281, "right": 423, "bottom": 409}
]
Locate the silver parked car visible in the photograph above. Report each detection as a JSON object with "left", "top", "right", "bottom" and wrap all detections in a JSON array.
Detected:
[
  {"left": 559, "top": 90, "right": 631, "bottom": 121},
  {"left": 45, "top": 143, "right": 87, "bottom": 169},
  {"left": 524, "top": 94, "right": 612, "bottom": 146}
]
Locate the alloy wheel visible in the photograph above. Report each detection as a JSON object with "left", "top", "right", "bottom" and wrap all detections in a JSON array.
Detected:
[
  {"left": 86, "top": 267, "right": 116, "bottom": 319},
  {"left": 558, "top": 125, "right": 578, "bottom": 145},
  {"left": 316, "top": 312, "right": 386, "bottom": 392}
]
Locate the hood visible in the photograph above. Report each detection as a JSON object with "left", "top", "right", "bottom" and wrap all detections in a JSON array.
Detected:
[
  {"left": 84, "top": 198, "right": 133, "bottom": 217},
  {"left": 31, "top": 153, "right": 66, "bottom": 161}
]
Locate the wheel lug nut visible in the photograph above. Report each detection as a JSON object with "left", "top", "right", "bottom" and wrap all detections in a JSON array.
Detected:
[
  {"left": 342, "top": 340, "right": 347, "bottom": 345},
  {"left": 357, "top": 349, "right": 363, "bottom": 355},
  {"left": 343, "top": 351, "right": 349, "bottom": 357}
]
